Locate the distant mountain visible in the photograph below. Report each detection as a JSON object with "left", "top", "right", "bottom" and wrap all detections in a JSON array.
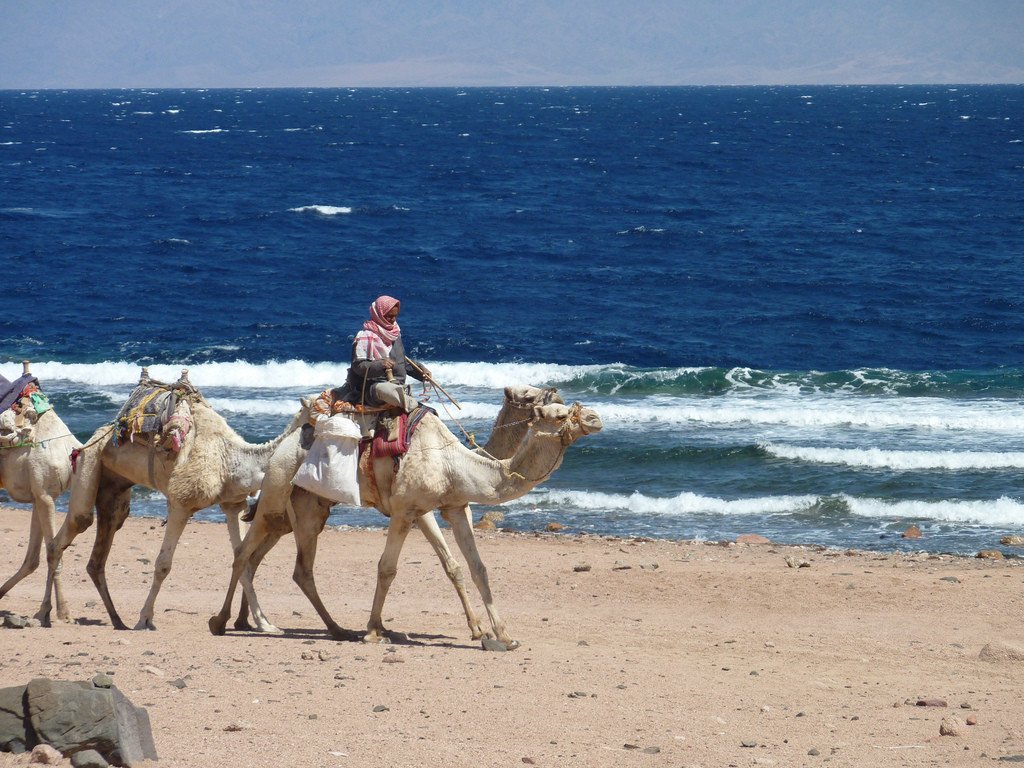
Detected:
[{"left": 1, "top": 1, "right": 1022, "bottom": 87}]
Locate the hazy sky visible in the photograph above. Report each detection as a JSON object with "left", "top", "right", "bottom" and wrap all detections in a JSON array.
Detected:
[{"left": 2, "top": 0, "right": 1022, "bottom": 88}]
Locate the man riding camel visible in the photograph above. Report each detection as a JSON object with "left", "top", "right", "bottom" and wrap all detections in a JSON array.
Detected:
[{"left": 336, "top": 295, "right": 431, "bottom": 412}]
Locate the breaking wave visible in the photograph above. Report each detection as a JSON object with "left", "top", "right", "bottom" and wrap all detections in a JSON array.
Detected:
[{"left": 762, "top": 443, "right": 1024, "bottom": 470}]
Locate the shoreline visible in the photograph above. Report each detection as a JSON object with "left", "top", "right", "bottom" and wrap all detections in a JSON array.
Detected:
[
  {"left": 2, "top": 499, "right": 1018, "bottom": 562},
  {"left": 2, "top": 504, "right": 1024, "bottom": 767}
]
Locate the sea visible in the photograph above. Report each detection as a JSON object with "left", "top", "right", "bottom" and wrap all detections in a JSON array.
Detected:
[{"left": 2, "top": 85, "right": 1024, "bottom": 556}]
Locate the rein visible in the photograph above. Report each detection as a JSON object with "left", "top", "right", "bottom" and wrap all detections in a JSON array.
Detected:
[{"left": 464, "top": 387, "right": 561, "bottom": 460}]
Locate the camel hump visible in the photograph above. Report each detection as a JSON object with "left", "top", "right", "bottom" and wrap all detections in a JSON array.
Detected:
[{"left": 112, "top": 373, "right": 202, "bottom": 450}]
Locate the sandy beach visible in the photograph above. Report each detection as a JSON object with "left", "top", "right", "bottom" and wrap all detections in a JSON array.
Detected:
[{"left": 1, "top": 505, "right": 1023, "bottom": 767}]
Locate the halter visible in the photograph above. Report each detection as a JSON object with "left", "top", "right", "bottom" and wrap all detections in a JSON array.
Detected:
[
  {"left": 506, "top": 402, "right": 593, "bottom": 484},
  {"left": 559, "top": 402, "right": 595, "bottom": 444}
]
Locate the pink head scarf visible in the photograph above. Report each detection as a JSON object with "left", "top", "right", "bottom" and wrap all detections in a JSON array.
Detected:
[{"left": 363, "top": 296, "right": 401, "bottom": 356}]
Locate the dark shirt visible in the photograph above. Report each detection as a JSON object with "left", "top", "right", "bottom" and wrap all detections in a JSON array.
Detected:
[{"left": 335, "top": 335, "right": 424, "bottom": 406}]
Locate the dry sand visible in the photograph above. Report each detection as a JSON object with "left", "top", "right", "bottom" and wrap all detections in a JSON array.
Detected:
[{"left": 1, "top": 505, "right": 1023, "bottom": 767}]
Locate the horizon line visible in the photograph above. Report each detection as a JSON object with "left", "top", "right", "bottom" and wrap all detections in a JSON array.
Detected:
[{"left": 3, "top": 81, "right": 1023, "bottom": 91}]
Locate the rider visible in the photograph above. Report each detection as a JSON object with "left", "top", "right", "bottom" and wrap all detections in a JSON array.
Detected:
[{"left": 337, "top": 295, "right": 430, "bottom": 412}]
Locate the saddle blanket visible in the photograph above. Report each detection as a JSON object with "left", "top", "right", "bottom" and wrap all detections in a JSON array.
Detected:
[{"left": 113, "top": 380, "right": 193, "bottom": 451}]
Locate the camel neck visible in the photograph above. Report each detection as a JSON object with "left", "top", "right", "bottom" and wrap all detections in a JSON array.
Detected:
[{"left": 479, "top": 402, "right": 534, "bottom": 458}]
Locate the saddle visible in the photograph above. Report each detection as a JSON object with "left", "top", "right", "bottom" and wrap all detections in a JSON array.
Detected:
[
  {"left": 112, "top": 369, "right": 201, "bottom": 453},
  {"left": 309, "top": 387, "right": 434, "bottom": 505},
  {"left": 0, "top": 379, "right": 50, "bottom": 448},
  {"left": 310, "top": 387, "right": 432, "bottom": 458}
]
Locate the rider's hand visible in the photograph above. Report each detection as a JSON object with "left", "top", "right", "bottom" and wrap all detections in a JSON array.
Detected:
[{"left": 381, "top": 358, "right": 395, "bottom": 370}]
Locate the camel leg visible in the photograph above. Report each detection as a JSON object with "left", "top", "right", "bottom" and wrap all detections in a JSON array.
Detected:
[
  {"left": 40, "top": 495, "right": 69, "bottom": 622},
  {"left": 442, "top": 505, "right": 520, "bottom": 650},
  {"left": 416, "top": 512, "right": 485, "bottom": 640},
  {"left": 221, "top": 502, "right": 255, "bottom": 629},
  {"left": 365, "top": 514, "right": 414, "bottom": 644},
  {"left": 0, "top": 497, "right": 57, "bottom": 607},
  {"left": 289, "top": 489, "right": 360, "bottom": 641},
  {"left": 0, "top": 496, "right": 68, "bottom": 621},
  {"left": 0, "top": 506, "right": 44, "bottom": 600},
  {"left": 209, "top": 511, "right": 283, "bottom": 635},
  {"left": 134, "top": 502, "right": 191, "bottom": 630},
  {"left": 234, "top": 531, "right": 286, "bottom": 632},
  {"left": 38, "top": 504, "right": 95, "bottom": 627},
  {"left": 86, "top": 484, "right": 133, "bottom": 630}
]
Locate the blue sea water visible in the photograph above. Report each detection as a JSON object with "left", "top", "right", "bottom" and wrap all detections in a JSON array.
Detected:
[{"left": 2, "top": 85, "right": 1024, "bottom": 555}]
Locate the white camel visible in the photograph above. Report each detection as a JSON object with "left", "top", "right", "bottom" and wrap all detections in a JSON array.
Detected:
[
  {"left": 0, "top": 362, "right": 81, "bottom": 621},
  {"left": 38, "top": 371, "right": 311, "bottom": 630},
  {"left": 210, "top": 398, "right": 602, "bottom": 649},
  {"left": 208, "top": 384, "right": 563, "bottom": 639}
]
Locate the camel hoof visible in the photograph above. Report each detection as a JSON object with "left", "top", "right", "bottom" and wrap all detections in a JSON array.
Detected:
[
  {"left": 254, "top": 622, "right": 283, "bottom": 635},
  {"left": 481, "top": 637, "right": 521, "bottom": 652},
  {"left": 233, "top": 618, "right": 253, "bottom": 631},
  {"left": 208, "top": 616, "right": 227, "bottom": 636},
  {"left": 133, "top": 620, "right": 157, "bottom": 631},
  {"left": 329, "top": 627, "right": 362, "bottom": 643},
  {"left": 363, "top": 631, "right": 389, "bottom": 644}
]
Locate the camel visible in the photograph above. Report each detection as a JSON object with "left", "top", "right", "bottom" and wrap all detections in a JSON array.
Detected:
[
  {"left": 0, "top": 362, "right": 81, "bottom": 621},
  {"left": 37, "top": 369, "right": 311, "bottom": 630},
  {"left": 208, "top": 384, "right": 563, "bottom": 639},
  {"left": 210, "top": 396, "right": 602, "bottom": 649}
]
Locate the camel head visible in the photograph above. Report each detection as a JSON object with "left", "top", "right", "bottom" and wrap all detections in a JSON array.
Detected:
[
  {"left": 530, "top": 402, "right": 603, "bottom": 445},
  {"left": 504, "top": 385, "right": 563, "bottom": 409}
]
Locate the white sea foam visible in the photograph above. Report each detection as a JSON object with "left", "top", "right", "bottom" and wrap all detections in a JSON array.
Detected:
[
  {"left": 842, "top": 495, "right": 1024, "bottom": 527},
  {"left": 506, "top": 489, "right": 1024, "bottom": 528},
  {"left": 428, "top": 361, "right": 611, "bottom": 388},
  {"left": 506, "top": 489, "right": 819, "bottom": 516},
  {"left": 591, "top": 397, "right": 1024, "bottom": 434},
  {"left": 204, "top": 396, "right": 499, "bottom": 421},
  {"left": 180, "top": 128, "right": 227, "bottom": 134},
  {"left": 762, "top": 443, "right": 1024, "bottom": 470},
  {"left": 289, "top": 205, "right": 353, "bottom": 215},
  {"left": 10, "top": 360, "right": 349, "bottom": 388},
  {"left": 10, "top": 360, "right": 1024, "bottom": 436}
]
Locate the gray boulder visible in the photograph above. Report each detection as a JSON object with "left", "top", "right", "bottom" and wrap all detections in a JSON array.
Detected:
[
  {"left": 72, "top": 748, "right": 111, "bottom": 768},
  {"left": 0, "top": 678, "right": 157, "bottom": 766},
  {"left": 0, "top": 685, "right": 29, "bottom": 753}
]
